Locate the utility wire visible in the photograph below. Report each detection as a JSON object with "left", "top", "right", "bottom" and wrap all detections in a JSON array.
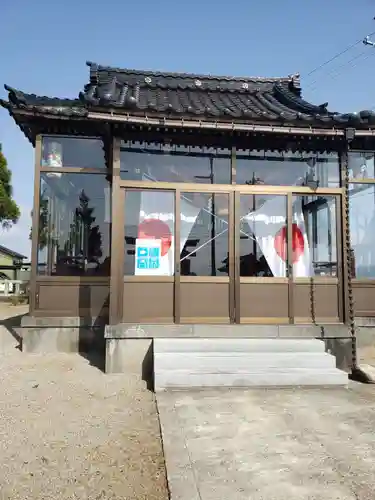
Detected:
[
  {"left": 305, "top": 30, "right": 375, "bottom": 79},
  {"left": 306, "top": 49, "right": 372, "bottom": 92}
]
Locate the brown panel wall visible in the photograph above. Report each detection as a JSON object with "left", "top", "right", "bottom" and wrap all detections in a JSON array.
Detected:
[
  {"left": 122, "top": 282, "right": 174, "bottom": 323},
  {"left": 240, "top": 282, "right": 289, "bottom": 322},
  {"left": 294, "top": 282, "right": 340, "bottom": 323},
  {"left": 353, "top": 281, "right": 375, "bottom": 317},
  {"left": 180, "top": 282, "right": 230, "bottom": 323},
  {"left": 36, "top": 280, "right": 110, "bottom": 318}
]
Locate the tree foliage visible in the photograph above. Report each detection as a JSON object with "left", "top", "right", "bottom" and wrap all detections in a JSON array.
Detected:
[{"left": 0, "top": 144, "right": 20, "bottom": 228}]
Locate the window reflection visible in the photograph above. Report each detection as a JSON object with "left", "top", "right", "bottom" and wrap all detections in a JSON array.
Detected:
[
  {"left": 37, "top": 173, "right": 110, "bottom": 276},
  {"left": 41, "top": 136, "right": 106, "bottom": 169},
  {"left": 239, "top": 195, "right": 287, "bottom": 277},
  {"left": 181, "top": 193, "right": 229, "bottom": 276},
  {"left": 236, "top": 150, "right": 340, "bottom": 187},
  {"left": 120, "top": 142, "right": 231, "bottom": 184},
  {"left": 348, "top": 152, "right": 375, "bottom": 180},
  {"left": 294, "top": 195, "right": 337, "bottom": 277},
  {"left": 349, "top": 184, "right": 375, "bottom": 278}
]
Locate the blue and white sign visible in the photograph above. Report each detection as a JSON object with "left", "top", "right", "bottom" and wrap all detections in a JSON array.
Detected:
[{"left": 135, "top": 239, "right": 162, "bottom": 275}]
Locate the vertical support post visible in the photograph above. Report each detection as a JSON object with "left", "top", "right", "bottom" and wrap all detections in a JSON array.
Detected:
[
  {"left": 341, "top": 142, "right": 357, "bottom": 368},
  {"left": 29, "top": 135, "right": 42, "bottom": 314},
  {"left": 174, "top": 189, "right": 181, "bottom": 324},
  {"left": 340, "top": 150, "right": 350, "bottom": 326},
  {"left": 109, "top": 137, "right": 122, "bottom": 325},
  {"left": 287, "top": 192, "right": 294, "bottom": 324},
  {"left": 234, "top": 190, "right": 241, "bottom": 324},
  {"left": 228, "top": 190, "right": 236, "bottom": 323},
  {"left": 230, "top": 146, "right": 236, "bottom": 185},
  {"left": 335, "top": 193, "right": 344, "bottom": 323},
  {"left": 210, "top": 158, "right": 216, "bottom": 276},
  {"left": 230, "top": 146, "right": 237, "bottom": 323}
]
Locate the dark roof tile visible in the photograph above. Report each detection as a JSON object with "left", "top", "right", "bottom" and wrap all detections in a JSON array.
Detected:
[{"left": 3, "top": 61, "right": 375, "bottom": 130}]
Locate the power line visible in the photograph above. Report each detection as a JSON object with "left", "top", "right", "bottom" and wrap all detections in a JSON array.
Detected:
[
  {"left": 306, "top": 49, "right": 372, "bottom": 92},
  {"left": 305, "top": 29, "right": 375, "bottom": 80}
]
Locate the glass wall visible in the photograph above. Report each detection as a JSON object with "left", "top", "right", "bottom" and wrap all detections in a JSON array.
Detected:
[
  {"left": 349, "top": 184, "right": 375, "bottom": 278},
  {"left": 42, "top": 136, "right": 106, "bottom": 169},
  {"left": 293, "top": 195, "right": 337, "bottom": 277},
  {"left": 120, "top": 142, "right": 231, "bottom": 184},
  {"left": 37, "top": 172, "right": 110, "bottom": 276},
  {"left": 348, "top": 152, "right": 375, "bottom": 180},
  {"left": 348, "top": 152, "right": 375, "bottom": 279},
  {"left": 236, "top": 150, "right": 340, "bottom": 187}
]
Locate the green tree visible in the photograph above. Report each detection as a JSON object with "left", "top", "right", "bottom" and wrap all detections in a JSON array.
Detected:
[{"left": 0, "top": 144, "right": 20, "bottom": 228}]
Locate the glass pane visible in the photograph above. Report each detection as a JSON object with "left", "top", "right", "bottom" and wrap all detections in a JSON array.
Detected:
[
  {"left": 124, "top": 190, "right": 175, "bottom": 276},
  {"left": 293, "top": 195, "right": 337, "bottom": 277},
  {"left": 349, "top": 184, "right": 375, "bottom": 278},
  {"left": 180, "top": 192, "right": 229, "bottom": 276},
  {"left": 120, "top": 142, "right": 231, "bottom": 183},
  {"left": 41, "top": 136, "right": 106, "bottom": 169},
  {"left": 37, "top": 173, "right": 110, "bottom": 276},
  {"left": 239, "top": 195, "right": 287, "bottom": 277},
  {"left": 236, "top": 151, "right": 340, "bottom": 187},
  {"left": 348, "top": 152, "right": 375, "bottom": 180}
]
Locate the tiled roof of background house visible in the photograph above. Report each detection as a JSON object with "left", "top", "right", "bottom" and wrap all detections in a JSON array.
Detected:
[{"left": 0, "top": 245, "right": 27, "bottom": 260}]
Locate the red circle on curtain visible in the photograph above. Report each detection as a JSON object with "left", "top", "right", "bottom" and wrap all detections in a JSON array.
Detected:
[
  {"left": 138, "top": 219, "right": 172, "bottom": 257},
  {"left": 274, "top": 224, "right": 305, "bottom": 263}
]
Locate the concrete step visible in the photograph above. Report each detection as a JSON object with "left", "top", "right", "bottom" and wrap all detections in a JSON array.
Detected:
[
  {"left": 154, "top": 352, "right": 337, "bottom": 371},
  {"left": 154, "top": 338, "right": 326, "bottom": 354},
  {"left": 154, "top": 369, "right": 348, "bottom": 390}
]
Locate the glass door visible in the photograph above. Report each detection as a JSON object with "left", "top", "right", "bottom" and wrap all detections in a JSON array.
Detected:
[
  {"left": 292, "top": 193, "right": 343, "bottom": 323},
  {"left": 122, "top": 187, "right": 177, "bottom": 323},
  {"left": 235, "top": 190, "right": 290, "bottom": 323},
  {"left": 178, "top": 189, "right": 233, "bottom": 323}
]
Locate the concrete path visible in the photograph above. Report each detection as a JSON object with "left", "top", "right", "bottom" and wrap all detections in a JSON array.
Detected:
[{"left": 157, "top": 385, "right": 375, "bottom": 500}]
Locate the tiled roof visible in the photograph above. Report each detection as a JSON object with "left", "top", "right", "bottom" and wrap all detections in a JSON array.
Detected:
[
  {"left": 0, "top": 245, "right": 26, "bottom": 260},
  {"left": 2, "top": 61, "right": 375, "bottom": 129}
]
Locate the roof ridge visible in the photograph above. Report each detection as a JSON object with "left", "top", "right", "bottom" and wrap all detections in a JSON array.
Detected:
[{"left": 86, "top": 61, "right": 300, "bottom": 83}]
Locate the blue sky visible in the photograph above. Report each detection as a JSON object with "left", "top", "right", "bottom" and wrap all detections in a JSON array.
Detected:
[{"left": 1, "top": 0, "right": 375, "bottom": 257}]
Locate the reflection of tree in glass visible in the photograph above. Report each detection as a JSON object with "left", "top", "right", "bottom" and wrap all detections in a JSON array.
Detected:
[
  {"left": 29, "top": 188, "right": 49, "bottom": 250},
  {"left": 72, "top": 190, "right": 102, "bottom": 262},
  {"left": 245, "top": 174, "right": 265, "bottom": 186}
]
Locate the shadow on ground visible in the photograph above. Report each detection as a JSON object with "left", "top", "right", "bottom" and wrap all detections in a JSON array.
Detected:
[{"left": 0, "top": 309, "right": 28, "bottom": 350}]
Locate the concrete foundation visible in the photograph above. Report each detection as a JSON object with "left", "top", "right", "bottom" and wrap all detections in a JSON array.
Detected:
[
  {"left": 105, "top": 338, "right": 152, "bottom": 378},
  {"left": 104, "top": 323, "right": 355, "bottom": 384},
  {"left": 18, "top": 318, "right": 364, "bottom": 384},
  {"left": 20, "top": 315, "right": 105, "bottom": 354}
]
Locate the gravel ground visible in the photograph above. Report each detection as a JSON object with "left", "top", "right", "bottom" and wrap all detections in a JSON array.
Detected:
[{"left": 0, "top": 305, "right": 169, "bottom": 500}]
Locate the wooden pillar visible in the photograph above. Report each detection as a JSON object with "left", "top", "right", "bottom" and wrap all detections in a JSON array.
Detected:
[
  {"left": 109, "top": 137, "right": 123, "bottom": 324},
  {"left": 29, "top": 135, "right": 42, "bottom": 314}
]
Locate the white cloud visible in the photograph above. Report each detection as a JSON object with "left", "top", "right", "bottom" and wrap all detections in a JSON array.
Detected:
[{"left": 0, "top": 206, "right": 32, "bottom": 259}]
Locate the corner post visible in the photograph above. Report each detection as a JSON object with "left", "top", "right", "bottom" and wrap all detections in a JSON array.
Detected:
[
  {"left": 109, "top": 136, "right": 122, "bottom": 325},
  {"left": 29, "top": 135, "right": 42, "bottom": 314},
  {"left": 341, "top": 128, "right": 356, "bottom": 369}
]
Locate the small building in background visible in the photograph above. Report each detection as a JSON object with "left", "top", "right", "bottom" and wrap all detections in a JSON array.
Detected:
[{"left": 0, "top": 245, "right": 27, "bottom": 280}]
